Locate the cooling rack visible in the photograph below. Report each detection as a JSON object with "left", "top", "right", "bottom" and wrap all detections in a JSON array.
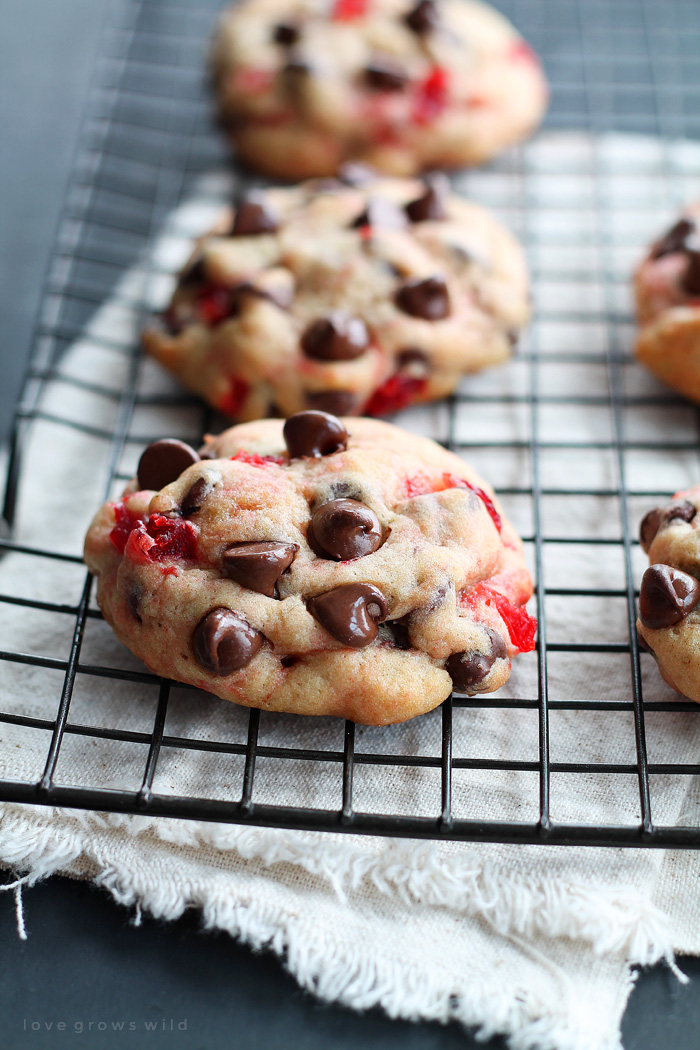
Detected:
[{"left": 2, "top": 0, "right": 700, "bottom": 848}]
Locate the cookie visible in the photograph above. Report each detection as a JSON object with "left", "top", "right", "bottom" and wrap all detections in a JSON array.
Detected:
[
  {"left": 210, "top": 0, "right": 548, "bottom": 179},
  {"left": 637, "top": 485, "right": 700, "bottom": 701},
  {"left": 634, "top": 206, "right": 700, "bottom": 402},
  {"left": 143, "top": 173, "right": 529, "bottom": 421},
  {"left": 84, "top": 412, "right": 536, "bottom": 725}
]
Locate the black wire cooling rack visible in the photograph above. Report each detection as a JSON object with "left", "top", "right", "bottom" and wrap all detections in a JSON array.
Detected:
[{"left": 2, "top": 0, "right": 700, "bottom": 848}]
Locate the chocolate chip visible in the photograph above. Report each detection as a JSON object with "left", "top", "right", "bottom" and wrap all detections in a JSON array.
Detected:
[
  {"left": 308, "top": 583, "right": 388, "bottom": 647},
  {"left": 193, "top": 607, "right": 264, "bottom": 675},
  {"left": 273, "top": 22, "right": 299, "bottom": 45},
  {"left": 309, "top": 499, "right": 382, "bottom": 561},
  {"left": 283, "top": 410, "right": 349, "bottom": 458},
  {"left": 446, "top": 651, "right": 493, "bottom": 692},
  {"left": 404, "top": 0, "right": 439, "bottom": 34},
  {"left": 127, "top": 587, "right": 142, "bottom": 623},
  {"left": 395, "top": 276, "right": 450, "bottom": 319},
  {"left": 301, "top": 312, "right": 370, "bottom": 361},
  {"left": 447, "top": 626, "right": 508, "bottom": 693},
  {"left": 397, "top": 347, "right": 430, "bottom": 374},
  {"left": 231, "top": 192, "right": 279, "bottom": 237},
  {"left": 338, "top": 162, "right": 376, "bottom": 186},
  {"left": 389, "top": 620, "right": 411, "bottom": 649},
  {"left": 405, "top": 174, "right": 448, "bottom": 222},
  {"left": 222, "top": 541, "right": 299, "bottom": 598},
  {"left": 484, "top": 626, "right": 508, "bottom": 660},
  {"left": 137, "top": 439, "right": 200, "bottom": 492},
  {"left": 639, "top": 564, "right": 700, "bottom": 630},
  {"left": 306, "top": 390, "right": 357, "bottom": 415},
  {"left": 351, "top": 197, "right": 408, "bottom": 231},
  {"left": 650, "top": 217, "right": 700, "bottom": 296},
  {"left": 363, "top": 60, "right": 408, "bottom": 92},
  {"left": 181, "top": 476, "right": 215, "bottom": 516},
  {"left": 639, "top": 499, "right": 696, "bottom": 553},
  {"left": 179, "top": 256, "right": 207, "bottom": 287}
]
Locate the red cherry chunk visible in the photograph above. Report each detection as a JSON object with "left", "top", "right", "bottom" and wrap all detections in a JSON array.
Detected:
[
  {"left": 218, "top": 377, "right": 251, "bottom": 417},
  {"left": 332, "top": 0, "right": 368, "bottom": 20},
  {"left": 230, "top": 449, "right": 286, "bottom": 467},
  {"left": 364, "top": 374, "right": 426, "bottom": 416},
  {"left": 488, "top": 590, "right": 537, "bottom": 652},
  {"left": 109, "top": 501, "right": 142, "bottom": 555},
  {"left": 128, "top": 514, "right": 198, "bottom": 563},
  {"left": 197, "top": 285, "right": 237, "bottom": 326},
  {"left": 412, "top": 66, "right": 450, "bottom": 125}
]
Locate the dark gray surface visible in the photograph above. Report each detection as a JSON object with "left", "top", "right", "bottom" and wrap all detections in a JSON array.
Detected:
[
  {"left": 1, "top": 1, "right": 700, "bottom": 1047},
  {"left": 1, "top": 874, "right": 699, "bottom": 1050}
]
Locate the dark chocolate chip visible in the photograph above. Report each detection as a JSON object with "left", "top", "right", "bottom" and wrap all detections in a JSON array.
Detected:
[
  {"left": 447, "top": 626, "right": 508, "bottom": 693},
  {"left": 179, "top": 256, "right": 207, "bottom": 287},
  {"left": 309, "top": 499, "right": 382, "bottom": 561},
  {"left": 306, "top": 390, "right": 357, "bottom": 415},
  {"left": 193, "top": 607, "right": 264, "bottom": 675},
  {"left": 395, "top": 276, "right": 450, "bottom": 320},
  {"left": 222, "top": 540, "right": 299, "bottom": 598},
  {"left": 127, "top": 587, "right": 142, "bottom": 623},
  {"left": 301, "top": 312, "right": 370, "bottom": 361},
  {"left": 507, "top": 327, "right": 520, "bottom": 348},
  {"left": 137, "top": 439, "right": 200, "bottom": 492},
  {"left": 404, "top": 0, "right": 439, "bottom": 35},
  {"left": 181, "top": 476, "right": 215, "bottom": 516},
  {"left": 363, "top": 60, "right": 408, "bottom": 92},
  {"left": 389, "top": 620, "right": 411, "bottom": 649},
  {"left": 639, "top": 499, "right": 696, "bottom": 553},
  {"left": 650, "top": 217, "right": 700, "bottom": 296},
  {"left": 273, "top": 22, "right": 300, "bottom": 45},
  {"left": 338, "top": 162, "right": 376, "bottom": 186},
  {"left": 485, "top": 626, "right": 508, "bottom": 661},
  {"left": 639, "top": 564, "right": 700, "bottom": 630},
  {"left": 397, "top": 347, "right": 430, "bottom": 373},
  {"left": 405, "top": 174, "right": 448, "bottom": 222},
  {"left": 651, "top": 218, "right": 697, "bottom": 259},
  {"left": 446, "top": 650, "right": 493, "bottom": 693},
  {"left": 351, "top": 197, "right": 408, "bottom": 231},
  {"left": 231, "top": 192, "right": 279, "bottom": 236},
  {"left": 283, "top": 410, "right": 349, "bottom": 458},
  {"left": 308, "top": 583, "right": 388, "bottom": 647}
]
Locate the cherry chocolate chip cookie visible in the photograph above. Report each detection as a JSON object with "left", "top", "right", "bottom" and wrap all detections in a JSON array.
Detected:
[
  {"left": 210, "top": 0, "right": 548, "bottom": 178},
  {"left": 84, "top": 412, "right": 536, "bottom": 725},
  {"left": 637, "top": 485, "right": 700, "bottom": 701},
  {"left": 143, "top": 173, "right": 529, "bottom": 421},
  {"left": 634, "top": 205, "right": 700, "bottom": 402}
]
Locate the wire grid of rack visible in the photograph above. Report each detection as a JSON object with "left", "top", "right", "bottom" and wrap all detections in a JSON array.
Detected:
[{"left": 2, "top": 0, "right": 700, "bottom": 847}]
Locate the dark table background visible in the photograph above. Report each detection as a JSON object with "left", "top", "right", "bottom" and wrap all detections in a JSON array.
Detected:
[{"left": 2, "top": 1, "right": 700, "bottom": 1047}]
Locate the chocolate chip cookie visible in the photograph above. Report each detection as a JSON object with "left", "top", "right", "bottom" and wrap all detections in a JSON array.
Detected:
[
  {"left": 211, "top": 0, "right": 548, "bottom": 178},
  {"left": 143, "top": 173, "right": 529, "bottom": 421},
  {"left": 84, "top": 412, "right": 536, "bottom": 725},
  {"left": 634, "top": 206, "right": 700, "bottom": 402},
  {"left": 637, "top": 486, "right": 700, "bottom": 701}
]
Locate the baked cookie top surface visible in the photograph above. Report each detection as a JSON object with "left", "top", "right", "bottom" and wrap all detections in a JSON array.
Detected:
[
  {"left": 144, "top": 173, "right": 529, "bottom": 421},
  {"left": 637, "top": 484, "right": 700, "bottom": 702},
  {"left": 84, "top": 413, "right": 536, "bottom": 725},
  {"left": 210, "top": 0, "right": 547, "bottom": 177}
]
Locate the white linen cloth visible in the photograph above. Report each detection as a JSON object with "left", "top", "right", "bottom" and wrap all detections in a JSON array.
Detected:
[{"left": 2, "top": 132, "right": 700, "bottom": 1050}]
